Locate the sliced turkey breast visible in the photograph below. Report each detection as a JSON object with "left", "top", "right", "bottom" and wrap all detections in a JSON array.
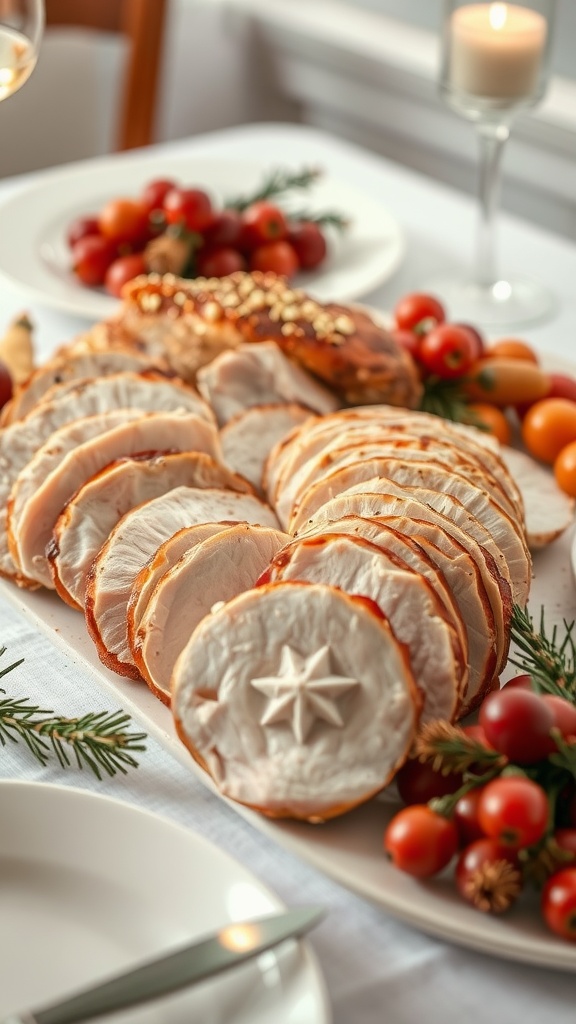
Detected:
[
  {"left": 39, "top": 370, "right": 214, "bottom": 424},
  {"left": 8, "top": 411, "right": 220, "bottom": 588},
  {"left": 49, "top": 452, "right": 252, "bottom": 610},
  {"left": 85, "top": 485, "right": 280, "bottom": 678},
  {"left": 290, "top": 461, "right": 531, "bottom": 606},
  {"left": 0, "top": 371, "right": 218, "bottom": 581},
  {"left": 500, "top": 446, "right": 575, "bottom": 548},
  {"left": 133, "top": 524, "right": 290, "bottom": 705},
  {"left": 262, "top": 533, "right": 466, "bottom": 723},
  {"left": 298, "top": 488, "right": 512, "bottom": 677},
  {"left": 196, "top": 341, "right": 339, "bottom": 425},
  {"left": 127, "top": 523, "right": 233, "bottom": 657},
  {"left": 311, "top": 514, "right": 497, "bottom": 714},
  {"left": 4, "top": 350, "right": 166, "bottom": 424},
  {"left": 172, "top": 580, "right": 420, "bottom": 821},
  {"left": 220, "top": 402, "right": 313, "bottom": 494}
]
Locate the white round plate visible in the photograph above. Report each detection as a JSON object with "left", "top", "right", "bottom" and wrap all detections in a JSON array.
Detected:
[
  {"left": 0, "top": 780, "right": 330, "bottom": 1022},
  {"left": 0, "top": 154, "right": 405, "bottom": 321}
]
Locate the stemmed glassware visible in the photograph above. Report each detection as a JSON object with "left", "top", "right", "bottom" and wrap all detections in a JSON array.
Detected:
[
  {"left": 0, "top": 0, "right": 44, "bottom": 103},
  {"left": 432, "top": 1, "right": 557, "bottom": 328}
]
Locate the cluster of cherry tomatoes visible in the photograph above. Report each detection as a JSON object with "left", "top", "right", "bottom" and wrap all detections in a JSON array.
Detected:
[
  {"left": 66, "top": 177, "right": 330, "bottom": 298},
  {"left": 384, "top": 679, "right": 576, "bottom": 941},
  {"left": 390, "top": 291, "right": 576, "bottom": 497}
]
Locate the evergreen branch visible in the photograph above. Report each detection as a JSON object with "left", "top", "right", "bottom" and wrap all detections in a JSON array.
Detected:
[
  {"left": 414, "top": 719, "right": 506, "bottom": 776},
  {"left": 418, "top": 375, "right": 476, "bottom": 425},
  {"left": 224, "top": 167, "right": 323, "bottom": 211},
  {"left": 281, "top": 209, "right": 350, "bottom": 231},
  {"left": 509, "top": 604, "right": 576, "bottom": 699}
]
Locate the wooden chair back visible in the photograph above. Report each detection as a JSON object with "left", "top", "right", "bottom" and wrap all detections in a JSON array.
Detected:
[{"left": 44, "top": 0, "right": 168, "bottom": 151}]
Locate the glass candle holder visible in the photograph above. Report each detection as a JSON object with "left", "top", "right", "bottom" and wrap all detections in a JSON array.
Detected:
[{"left": 430, "top": 1, "right": 557, "bottom": 328}]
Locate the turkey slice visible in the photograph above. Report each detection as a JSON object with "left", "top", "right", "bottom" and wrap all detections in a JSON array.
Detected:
[
  {"left": 290, "top": 460, "right": 531, "bottom": 606},
  {"left": 262, "top": 533, "right": 466, "bottom": 723},
  {"left": 50, "top": 452, "right": 252, "bottom": 610},
  {"left": 127, "top": 523, "right": 233, "bottom": 657},
  {"left": 133, "top": 523, "right": 289, "bottom": 705},
  {"left": 0, "top": 371, "right": 219, "bottom": 580},
  {"left": 299, "top": 489, "right": 512, "bottom": 678},
  {"left": 4, "top": 350, "right": 166, "bottom": 424},
  {"left": 8, "top": 411, "right": 220, "bottom": 588},
  {"left": 85, "top": 485, "right": 280, "bottom": 677},
  {"left": 172, "top": 581, "right": 420, "bottom": 821},
  {"left": 220, "top": 402, "right": 313, "bottom": 494},
  {"left": 196, "top": 341, "right": 339, "bottom": 425},
  {"left": 39, "top": 370, "right": 214, "bottom": 424},
  {"left": 500, "top": 446, "right": 575, "bottom": 549}
]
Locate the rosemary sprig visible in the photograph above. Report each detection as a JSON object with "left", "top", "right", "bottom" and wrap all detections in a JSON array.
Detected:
[
  {"left": 224, "top": 167, "right": 322, "bottom": 212},
  {"left": 0, "top": 646, "right": 147, "bottom": 779},
  {"left": 279, "top": 209, "right": 350, "bottom": 231},
  {"left": 418, "top": 375, "right": 478, "bottom": 424},
  {"left": 509, "top": 604, "right": 576, "bottom": 699}
]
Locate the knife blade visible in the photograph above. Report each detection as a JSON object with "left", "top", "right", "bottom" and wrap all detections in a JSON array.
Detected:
[{"left": 2, "top": 905, "right": 325, "bottom": 1024}]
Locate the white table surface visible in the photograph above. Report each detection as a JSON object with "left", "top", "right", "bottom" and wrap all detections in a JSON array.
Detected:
[{"left": 0, "top": 122, "right": 575, "bottom": 1022}]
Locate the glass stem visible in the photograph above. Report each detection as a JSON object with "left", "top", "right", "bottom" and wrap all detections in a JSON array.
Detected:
[{"left": 474, "top": 120, "right": 510, "bottom": 288}]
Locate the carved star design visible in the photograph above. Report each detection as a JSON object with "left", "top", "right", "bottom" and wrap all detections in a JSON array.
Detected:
[{"left": 250, "top": 644, "right": 359, "bottom": 744}]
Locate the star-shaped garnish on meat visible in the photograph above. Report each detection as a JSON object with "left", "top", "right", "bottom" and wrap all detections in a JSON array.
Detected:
[{"left": 250, "top": 644, "right": 359, "bottom": 743}]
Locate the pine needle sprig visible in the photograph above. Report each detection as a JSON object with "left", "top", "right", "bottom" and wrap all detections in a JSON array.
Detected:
[
  {"left": 0, "top": 646, "right": 147, "bottom": 779},
  {"left": 509, "top": 604, "right": 576, "bottom": 699},
  {"left": 279, "top": 209, "right": 350, "bottom": 231},
  {"left": 414, "top": 720, "right": 506, "bottom": 776},
  {"left": 225, "top": 167, "right": 323, "bottom": 212}
]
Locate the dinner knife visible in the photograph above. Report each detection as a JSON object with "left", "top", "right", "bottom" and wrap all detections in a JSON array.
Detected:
[{"left": 2, "top": 905, "right": 324, "bottom": 1024}]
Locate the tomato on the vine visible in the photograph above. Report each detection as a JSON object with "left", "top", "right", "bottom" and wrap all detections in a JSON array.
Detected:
[
  {"left": 98, "top": 198, "right": 149, "bottom": 246},
  {"left": 66, "top": 215, "right": 100, "bottom": 250},
  {"left": 241, "top": 201, "right": 288, "bottom": 248},
  {"left": 72, "top": 235, "right": 117, "bottom": 286},
  {"left": 479, "top": 687, "right": 556, "bottom": 763},
  {"left": 287, "top": 221, "right": 327, "bottom": 269},
  {"left": 202, "top": 209, "right": 244, "bottom": 249},
  {"left": 140, "top": 178, "right": 176, "bottom": 215},
  {"left": 453, "top": 787, "right": 486, "bottom": 847},
  {"left": 163, "top": 187, "right": 214, "bottom": 233},
  {"left": 502, "top": 674, "right": 533, "bottom": 690},
  {"left": 393, "top": 292, "right": 445, "bottom": 333},
  {"left": 542, "top": 694, "right": 576, "bottom": 739},
  {"left": 383, "top": 804, "right": 459, "bottom": 877},
  {"left": 477, "top": 776, "right": 549, "bottom": 848},
  {"left": 452, "top": 322, "right": 485, "bottom": 361},
  {"left": 249, "top": 240, "right": 300, "bottom": 278},
  {"left": 104, "top": 253, "right": 147, "bottom": 298},
  {"left": 541, "top": 868, "right": 576, "bottom": 941},
  {"left": 418, "top": 324, "right": 478, "bottom": 379},
  {"left": 395, "top": 757, "right": 463, "bottom": 806},
  {"left": 196, "top": 246, "right": 247, "bottom": 278}
]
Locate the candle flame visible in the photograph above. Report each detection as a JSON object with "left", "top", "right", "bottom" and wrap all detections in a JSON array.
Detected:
[{"left": 489, "top": 3, "right": 508, "bottom": 30}]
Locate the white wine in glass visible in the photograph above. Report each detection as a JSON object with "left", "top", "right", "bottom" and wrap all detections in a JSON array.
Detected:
[{"left": 0, "top": 0, "right": 43, "bottom": 102}]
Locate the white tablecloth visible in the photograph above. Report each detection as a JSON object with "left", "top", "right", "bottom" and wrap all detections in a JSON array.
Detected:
[{"left": 1, "top": 123, "right": 575, "bottom": 1021}]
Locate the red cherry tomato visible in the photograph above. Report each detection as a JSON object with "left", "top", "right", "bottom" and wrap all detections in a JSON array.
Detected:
[
  {"left": 104, "top": 253, "right": 147, "bottom": 298},
  {"left": 196, "top": 246, "right": 247, "bottom": 278},
  {"left": 542, "top": 694, "right": 576, "bottom": 740},
  {"left": 418, "top": 323, "right": 477, "bottom": 379},
  {"left": 453, "top": 787, "right": 486, "bottom": 847},
  {"left": 163, "top": 187, "right": 214, "bottom": 233},
  {"left": 541, "top": 868, "right": 576, "bottom": 941},
  {"left": 393, "top": 292, "right": 445, "bottom": 333},
  {"left": 287, "top": 221, "right": 327, "bottom": 270},
  {"left": 140, "top": 178, "right": 176, "bottom": 215},
  {"left": 395, "top": 757, "right": 463, "bottom": 806},
  {"left": 477, "top": 776, "right": 549, "bottom": 848},
  {"left": 202, "top": 210, "right": 244, "bottom": 249},
  {"left": 249, "top": 240, "right": 300, "bottom": 278},
  {"left": 452, "top": 322, "right": 485, "bottom": 361},
  {"left": 455, "top": 838, "right": 521, "bottom": 912},
  {"left": 461, "top": 723, "right": 493, "bottom": 746},
  {"left": 98, "top": 198, "right": 149, "bottom": 246},
  {"left": 241, "top": 201, "right": 289, "bottom": 248},
  {"left": 0, "top": 359, "right": 13, "bottom": 410},
  {"left": 383, "top": 805, "right": 459, "bottom": 878},
  {"left": 66, "top": 215, "right": 100, "bottom": 250},
  {"left": 502, "top": 674, "right": 533, "bottom": 690},
  {"left": 554, "top": 829, "right": 576, "bottom": 860},
  {"left": 72, "top": 235, "right": 117, "bottom": 286},
  {"left": 479, "top": 687, "right": 556, "bottom": 763},
  {"left": 391, "top": 328, "right": 422, "bottom": 361},
  {"left": 547, "top": 373, "right": 576, "bottom": 404}
]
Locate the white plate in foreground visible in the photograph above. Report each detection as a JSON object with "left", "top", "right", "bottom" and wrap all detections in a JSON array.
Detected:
[
  {"left": 0, "top": 154, "right": 405, "bottom": 320},
  {"left": 0, "top": 780, "right": 329, "bottom": 1022}
]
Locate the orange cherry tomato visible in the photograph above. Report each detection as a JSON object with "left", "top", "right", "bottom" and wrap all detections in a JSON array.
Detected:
[
  {"left": 487, "top": 338, "right": 539, "bottom": 364},
  {"left": 554, "top": 440, "right": 576, "bottom": 497},
  {"left": 98, "top": 198, "right": 149, "bottom": 245},
  {"left": 466, "top": 402, "right": 512, "bottom": 446},
  {"left": 464, "top": 357, "right": 550, "bottom": 407},
  {"left": 522, "top": 398, "right": 576, "bottom": 464}
]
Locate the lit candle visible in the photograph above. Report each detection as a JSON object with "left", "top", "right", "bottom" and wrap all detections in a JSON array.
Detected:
[{"left": 449, "top": 3, "right": 548, "bottom": 99}]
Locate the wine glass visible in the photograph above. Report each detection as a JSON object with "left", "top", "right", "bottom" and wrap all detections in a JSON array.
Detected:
[
  {"left": 0, "top": 0, "right": 44, "bottom": 103},
  {"left": 430, "top": 1, "right": 557, "bottom": 329}
]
